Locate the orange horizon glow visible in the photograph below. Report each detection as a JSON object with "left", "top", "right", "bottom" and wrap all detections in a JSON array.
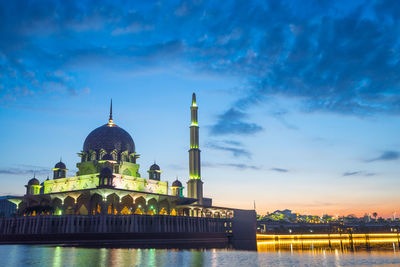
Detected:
[{"left": 212, "top": 200, "right": 399, "bottom": 219}]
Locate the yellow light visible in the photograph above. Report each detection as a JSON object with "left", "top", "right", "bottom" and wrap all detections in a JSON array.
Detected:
[{"left": 257, "top": 233, "right": 400, "bottom": 240}]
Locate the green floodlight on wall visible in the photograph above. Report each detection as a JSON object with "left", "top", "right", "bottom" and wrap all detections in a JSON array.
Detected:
[{"left": 55, "top": 208, "right": 62, "bottom": 216}]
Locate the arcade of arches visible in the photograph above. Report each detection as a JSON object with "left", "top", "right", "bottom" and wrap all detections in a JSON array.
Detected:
[{"left": 19, "top": 191, "right": 234, "bottom": 219}]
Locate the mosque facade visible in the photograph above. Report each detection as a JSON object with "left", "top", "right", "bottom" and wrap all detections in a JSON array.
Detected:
[{"left": 9, "top": 94, "right": 231, "bottom": 219}]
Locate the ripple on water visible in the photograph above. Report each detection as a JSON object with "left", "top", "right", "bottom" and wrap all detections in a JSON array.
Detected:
[{"left": 0, "top": 245, "right": 400, "bottom": 267}]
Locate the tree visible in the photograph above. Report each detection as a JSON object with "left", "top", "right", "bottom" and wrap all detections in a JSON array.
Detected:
[{"left": 373, "top": 212, "right": 378, "bottom": 221}]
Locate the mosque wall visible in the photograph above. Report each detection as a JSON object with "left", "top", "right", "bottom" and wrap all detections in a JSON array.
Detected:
[
  {"left": 113, "top": 174, "right": 168, "bottom": 194},
  {"left": 44, "top": 175, "right": 99, "bottom": 194},
  {"left": 42, "top": 175, "right": 168, "bottom": 195}
]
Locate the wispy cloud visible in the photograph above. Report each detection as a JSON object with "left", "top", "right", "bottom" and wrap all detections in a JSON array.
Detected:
[
  {"left": 270, "top": 168, "right": 289, "bottom": 173},
  {"left": 222, "top": 140, "right": 243, "bottom": 146},
  {"left": 366, "top": 151, "right": 400, "bottom": 162},
  {"left": 203, "top": 162, "right": 260, "bottom": 170},
  {"left": 0, "top": 165, "right": 50, "bottom": 176},
  {"left": 206, "top": 140, "right": 252, "bottom": 158},
  {"left": 342, "top": 171, "right": 376, "bottom": 177},
  {"left": 271, "top": 111, "right": 298, "bottom": 130}
]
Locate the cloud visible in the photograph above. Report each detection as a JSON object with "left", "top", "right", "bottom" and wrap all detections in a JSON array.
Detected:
[
  {"left": 222, "top": 140, "right": 243, "bottom": 146},
  {"left": 270, "top": 168, "right": 289, "bottom": 173},
  {"left": 111, "top": 12, "right": 154, "bottom": 35},
  {"left": 342, "top": 171, "right": 376, "bottom": 177},
  {"left": 204, "top": 0, "right": 400, "bottom": 134},
  {"left": 367, "top": 151, "right": 400, "bottom": 162},
  {"left": 203, "top": 162, "right": 260, "bottom": 170},
  {"left": 0, "top": 166, "right": 49, "bottom": 176},
  {"left": 1, "top": 0, "right": 400, "bottom": 119},
  {"left": 210, "top": 108, "right": 263, "bottom": 136},
  {"left": 271, "top": 111, "right": 298, "bottom": 130},
  {"left": 206, "top": 140, "right": 251, "bottom": 158}
]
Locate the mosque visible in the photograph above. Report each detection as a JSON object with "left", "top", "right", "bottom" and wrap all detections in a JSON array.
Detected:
[{"left": 10, "top": 93, "right": 232, "bottom": 219}]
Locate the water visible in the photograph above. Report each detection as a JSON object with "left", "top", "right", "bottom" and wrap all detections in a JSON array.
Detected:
[{"left": 0, "top": 242, "right": 399, "bottom": 267}]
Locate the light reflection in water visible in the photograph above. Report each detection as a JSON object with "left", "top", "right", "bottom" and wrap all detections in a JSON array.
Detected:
[
  {"left": 190, "top": 250, "right": 204, "bottom": 267},
  {"left": 257, "top": 237, "right": 400, "bottom": 254},
  {"left": 0, "top": 242, "right": 398, "bottom": 267},
  {"left": 136, "top": 248, "right": 142, "bottom": 266},
  {"left": 100, "top": 248, "right": 108, "bottom": 267},
  {"left": 148, "top": 248, "right": 156, "bottom": 267},
  {"left": 211, "top": 249, "right": 218, "bottom": 267},
  {"left": 52, "top": 246, "right": 61, "bottom": 267}
]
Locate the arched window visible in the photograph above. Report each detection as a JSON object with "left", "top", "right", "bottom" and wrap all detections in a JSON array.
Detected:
[
  {"left": 99, "top": 149, "right": 106, "bottom": 160},
  {"left": 121, "top": 206, "right": 130, "bottom": 215},
  {"left": 159, "top": 208, "right": 168, "bottom": 215},
  {"left": 108, "top": 204, "right": 117, "bottom": 215},
  {"left": 134, "top": 208, "right": 142, "bottom": 215},
  {"left": 123, "top": 169, "right": 131, "bottom": 176},
  {"left": 111, "top": 151, "right": 117, "bottom": 161}
]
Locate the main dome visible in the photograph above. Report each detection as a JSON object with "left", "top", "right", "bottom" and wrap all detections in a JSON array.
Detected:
[{"left": 83, "top": 123, "right": 135, "bottom": 153}]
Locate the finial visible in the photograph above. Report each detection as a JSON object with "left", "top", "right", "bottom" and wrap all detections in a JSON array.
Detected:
[
  {"left": 33, "top": 172, "right": 36, "bottom": 178},
  {"left": 192, "top": 93, "right": 197, "bottom": 106},
  {"left": 108, "top": 99, "right": 114, "bottom": 126},
  {"left": 60, "top": 156, "right": 62, "bottom": 162},
  {"left": 109, "top": 99, "right": 113, "bottom": 121}
]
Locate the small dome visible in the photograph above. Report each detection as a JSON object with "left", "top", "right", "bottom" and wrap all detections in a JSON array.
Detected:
[
  {"left": 54, "top": 161, "right": 66, "bottom": 169},
  {"left": 101, "top": 154, "right": 114, "bottom": 161},
  {"left": 98, "top": 167, "right": 113, "bottom": 178},
  {"left": 150, "top": 163, "right": 160, "bottom": 171},
  {"left": 172, "top": 179, "right": 182, "bottom": 187},
  {"left": 28, "top": 178, "right": 40, "bottom": 185}
]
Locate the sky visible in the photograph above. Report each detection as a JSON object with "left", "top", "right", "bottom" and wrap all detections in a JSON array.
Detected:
[{"left": 0, "top": 0, "right": 400, "bottom": 218}]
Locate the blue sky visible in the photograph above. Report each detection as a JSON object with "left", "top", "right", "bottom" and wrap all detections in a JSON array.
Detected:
[{"left": 0, "top": 0, "right": 400, "bottom": 217}]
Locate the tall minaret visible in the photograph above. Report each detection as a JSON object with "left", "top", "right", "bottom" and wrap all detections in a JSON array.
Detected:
[{"left": 187, "top": 93, "right": 203, "bottom": 203}]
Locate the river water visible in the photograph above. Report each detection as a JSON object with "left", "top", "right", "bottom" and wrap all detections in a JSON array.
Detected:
[{"left": 0, "top": 241, "right": 399, "bottom": 266}]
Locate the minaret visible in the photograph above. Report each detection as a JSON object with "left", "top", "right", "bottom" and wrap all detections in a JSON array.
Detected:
[{"left": 187, "top": 93, "right": 203, "bottom": 203}]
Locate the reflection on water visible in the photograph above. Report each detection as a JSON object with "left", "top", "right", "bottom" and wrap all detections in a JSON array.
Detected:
[
  {"left": 0, "top": 239, "right": 400, "bottom": 267},
  {"left": 257, "top": 233, "right": 400, "bottom": 254}
]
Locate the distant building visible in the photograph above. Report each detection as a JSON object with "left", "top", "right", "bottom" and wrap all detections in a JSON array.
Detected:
[{"left": 0, "top": 196, "right": 17, "bottom": 217}]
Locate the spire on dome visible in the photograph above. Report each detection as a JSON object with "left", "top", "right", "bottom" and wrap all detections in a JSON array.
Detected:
[
  {"left": 110, "top": 99, "right": 113, "bottom": 121},
  {"left": 108, "top": 99, "right": 115, "bottom": 126}
]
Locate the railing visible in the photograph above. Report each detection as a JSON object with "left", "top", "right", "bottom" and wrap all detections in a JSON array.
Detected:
[{"left": 0, "top": 215, "right": 232, "bottom": 235}]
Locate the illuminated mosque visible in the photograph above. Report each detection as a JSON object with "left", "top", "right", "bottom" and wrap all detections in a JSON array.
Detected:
[{"left": 12, "top": 94, "right": 232, "bottom": 218}]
